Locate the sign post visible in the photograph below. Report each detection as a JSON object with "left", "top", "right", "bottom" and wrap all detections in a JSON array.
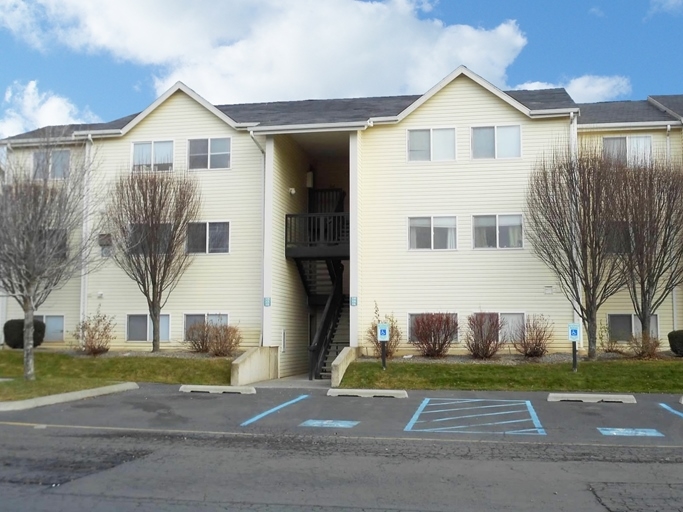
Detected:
[
  {"left": 568, "top": 323, "right": 580, "bottom": 372},
  {"left": 377, "top": 322, "right": 389, "bottom": 370}
]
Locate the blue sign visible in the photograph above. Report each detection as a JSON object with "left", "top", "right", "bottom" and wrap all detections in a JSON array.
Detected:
[
  {"left": 377, "top": 322, "right": 389, "bottom": 343},
  {"left": 568, "top": 323, "right": 580, "bottom": 343},
  {"left": 263, "top": 297, "right": 271, "bottom": 307},
  {"left": 350, "top": 296, "right": 358, "bottom": 307}
]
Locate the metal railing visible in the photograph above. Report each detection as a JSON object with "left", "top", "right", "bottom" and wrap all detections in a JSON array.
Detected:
[
  {"left": 285, "top": 212, "right": 349, "bottom": 248},
  {"left": 309, "top": 262, "right": 344, "bottom": 380}
]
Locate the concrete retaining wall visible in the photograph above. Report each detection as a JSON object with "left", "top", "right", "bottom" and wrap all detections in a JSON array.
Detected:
[
  {"left": 331, "top": 346, "right": 359, "bottom": 388},
  {"left": 231, "top": 346, "right": 279, "bottom": 386}
]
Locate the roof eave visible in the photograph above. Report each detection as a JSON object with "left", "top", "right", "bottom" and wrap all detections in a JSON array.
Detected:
[
  {"left": 249, "top": 121, "right": 371, "bottom": 135},
  {"left": 647, "top": 97, "right": 683, "bottom": 122},
  {"left": 529, "top": 108, "right": 579, "bottom": 118},
  {"left": 578, "top": 121, "right": 683, "bottom": 131}
]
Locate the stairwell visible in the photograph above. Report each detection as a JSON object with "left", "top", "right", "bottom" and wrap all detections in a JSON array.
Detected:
[{"left": 320, "top": 295, "right": 350, "bottom": 379}]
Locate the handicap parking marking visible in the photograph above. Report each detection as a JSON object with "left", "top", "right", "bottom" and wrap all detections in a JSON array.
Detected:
[
  {"left": 300, "top": 420, "right": 359, "bottom": 428},
  {"left": 598, "top": 428, "right": 664, "bottom": 437},
  {"left": 404, "top": 398, "right": 546, "bottom": 435},
  {"left": 240, "top": 394, "right": 309, "bottom": 427},
  {"left": 659, "top": 403, "right": 683, "bottom": 419}
]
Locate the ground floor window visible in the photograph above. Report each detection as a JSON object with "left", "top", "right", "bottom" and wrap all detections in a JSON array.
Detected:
[
  {"left": 608, "top": 314, "right": 658, "bottom": 342},
  {"left": 184, "top": 313, "right": 228, "bottom": 338},
  {"left": 470, "top": 312, "right": 525, "bottom": 341},
  {"left": 34, "top": 315, "right": 64, "bottom": 341},
  {"left": 408, "top": 312, "right": 459, "bottom": 342},
  {"left": 127, "top": 314, "right": 170, "bottom": 342}
]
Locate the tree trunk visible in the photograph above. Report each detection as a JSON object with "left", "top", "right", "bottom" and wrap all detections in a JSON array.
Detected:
[
  {"left": 586, "top": 309, "right": 598, "bottom": 360},
  {"left": 22, "top": 296, "right": 35, "bottom": 381},
  {"left": 151, "top": 303, "right": 160, "bottom": 352}
]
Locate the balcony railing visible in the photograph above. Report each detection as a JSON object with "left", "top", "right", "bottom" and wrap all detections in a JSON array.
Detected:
[{"left": 285, "top": 212, "right": 350, "bottom": 259}]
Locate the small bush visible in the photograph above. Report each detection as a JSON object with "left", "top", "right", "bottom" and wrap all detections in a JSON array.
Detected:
[
  {"left": 464, "top": 313, "right": 506, "bottom": 359},
  {"left": 598, "top": 320, "right": 625, "bottom": 354},
  {"left": 410, "top": 313, "right": 458, "bottom": 357},
  {"left": 511, "top": 315, "right": 552, "bottom": 358},
  {"left": 628, "top": 334, "right": 661, "bottom": 359},
  {"left": 207, "top": 324, "right": 241, "bottom": 357},
  {"left": 365, "top": 302, "right": 402, "bottom": 358},
  {"left": 184, "top": 323, "right": 212, "bottom": 353},
  {"left": 71, "top": 308, "right": 115, "bottom": 356},
  {"left": 667, "top": 330, "right": 683, "bottom": 356},
  {"left": 3, "top": 319, "right": 45, "bottom": 349}
]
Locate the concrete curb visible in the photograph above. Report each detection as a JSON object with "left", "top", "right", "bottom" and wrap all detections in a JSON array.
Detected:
[
  {"left": 680, "top": 396, "right": 683, "bottom": 405},
  {"left": 327, "top": 388, "right": 408, "bottom": 398},
  {"left": 0, "top": 382, "right": 139, "bottom": 412},
  {"left": 179, "top": 385, "right": 256, "bottom": 395},
  {"left": 0, "top": 378, "right": 13, "bottom": 383},
  {"left": 547, "top": 393, "right": 636, "bottom": 403}
]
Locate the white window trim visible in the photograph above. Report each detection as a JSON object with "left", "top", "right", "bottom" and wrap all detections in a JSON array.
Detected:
[
  {"left": 407, "top": 215, "right": 458, "bottom": 251},
  {"left": 407, "top": 311, "right": 460, "bottom": 343},
  {"left": 125, "top": 312, "right": 171, "bottom": 342},
  {"left": 32, "top": 149, "right": 70, "bottom": 180},
  {"left": 187, "top": 220, "right": 231, "bottom": 254},
  {"left": 130, "top": 140, "right": 175, "bottom": 172},
  {"left": 34, "top": 313, "right": 66, "bottom": 342},
  {"left": 183, "top": 312, "right": 230, "bottom": 340},
  {"left": 470, "top": 124, "right": 523, "bottom": 160},
  {"left": 602, "top": 135, "right": 652, "bottom": 163},
  {"left": 406, "top": 127, "right": 457, "bottom": 163},
  {"left": 470, "top": 311, "right": 526, "bottom": 340},
  {"left": 607, "top": 313, "right": 659, "bottom": 341},
  {"left": 471, "top": 214, "right": 524, "bottom": 250},
  {"left": 187, "top": 136, "right": 232, "bottom": 171}
]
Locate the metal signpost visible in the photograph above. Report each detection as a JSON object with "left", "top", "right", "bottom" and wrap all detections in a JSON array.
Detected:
[
  {"left": 377, "top": 322, "right": 389, "bottom": 370},
  {"left": 568, "top": 323, "right": 580, "bottom": 372}
]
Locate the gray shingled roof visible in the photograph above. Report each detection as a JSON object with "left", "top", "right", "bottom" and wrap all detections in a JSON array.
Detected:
[
  {"left": 650, "top": 95, "right": 683, "bottom": 118},
  {"left": 577, "top": 100, "right": 677, "bottom": 124},
  {"left": 3, "top": 87, "right": 578, "bottom": 141}
]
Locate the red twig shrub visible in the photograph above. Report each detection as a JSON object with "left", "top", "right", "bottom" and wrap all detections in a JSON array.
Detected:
[
  {"left": 71, "top": 308, "right": 115, "bottom": 356},
  {"left": 207, "top": 324, "right": 241, "bottom": 357},
  {"left": 409, "top": 313, "right": 458, "bottom": 357},
  {"left": 464, "top": 313, "right": 506, "bottom": 359},
  {"left": 511, "top": 315, "right": 552, "bottom": 358},
  {"left": 365, "top": 302, "right": 402, "bottom": 358},
  {"left": 628, "top": 334, "right": 661, "bottom": 359},
  {"left": 185, "top": 323, "right": 211, "bottom": 353}
]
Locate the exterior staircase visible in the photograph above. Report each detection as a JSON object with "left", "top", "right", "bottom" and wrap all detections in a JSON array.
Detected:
[{"left": 320, "top": 296, "right": 350, "bottom": 379}]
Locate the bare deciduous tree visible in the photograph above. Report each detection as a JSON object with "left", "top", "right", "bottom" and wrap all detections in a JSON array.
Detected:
[
  {"left": 526, "top": 145, "right": 625, "bottom": 359},
  {"left": 106, "top": 171, "right": 200, "bottom": 351},
  {"left": 0, "top": 136, "right": 101, "bottom": 379},
  {"left": 612, "top": 157, "right": 683, "bottom": 340}
]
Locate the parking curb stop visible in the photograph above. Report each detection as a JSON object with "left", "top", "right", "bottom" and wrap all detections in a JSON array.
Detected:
[
  {"left": 547, "top": 393, "right": 636, "bottom": 403},
  {"left": 179, "top": 385, "right": 256, "bottom": 395},
  {"left": 327, "top": 388, "right": 408, "bottom": 398}
]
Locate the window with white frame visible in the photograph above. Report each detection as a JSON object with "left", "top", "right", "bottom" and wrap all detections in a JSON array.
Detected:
[
  {"left": 34, "top": 315, "right": 64, "bottom": 342},
  {"left": 603, "top": 136, "right": 652, "bottom": 165},
  {"left": 187, "top": 222, "right": 229, "bottom": 253},
  {"left": 33, "top": 149, "right": 70, "bottom": 179},
  {"left": 471, "top": 312, "right": 524, "bottom": 342},
  {"left": 408, "top": 313, "right": 458, "bottom": 342},
  {"left": 184, "top": 313, "right": 228, "bottom": 338},
  {"left": 408, "top": 129, "right": 455, "bottom": 161},
  {"left": 127, "top": 314, "right": 170, "bottom": 342},
  {"left": 473, "top": 214, "right": 523, "bottom": 249},
  {"left": 471, "top": 125, "right": 521, "bottom": 159},
  {"left": 132, "top": 141, "right": 174, "bottom": 172},
  {"left": 608, "top": 314, "right": 658, "bottom": 342},
  {"left": 188, "top": 138, "right": 231, "bottom": 170},
  {"left": 409, "top": 216, "right": 457, "bottom": 250}
]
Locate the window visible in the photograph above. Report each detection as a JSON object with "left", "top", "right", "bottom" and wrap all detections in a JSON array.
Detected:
[
  {"left": 608, "top": 314, "right": 659, "bottom": 342},
  {"left": 187, "top": 222, "right": 229, "bottom": 253},
  {"left": 184, "top": 313, "right": 228, "bottom": 338},
  {"left": 603, "top": 136, "right": 652, "bottom": 165},
  {"left": 188, "top": 138, "right": 231, "bottom": 169},
  {"left": 408, "top": 313, "right": 458, "bottom": 342},
  {"left": 409, "top": 216, "right": 456, "bottom": 250},
  {"left": 407, "top": 129, "right": 455, "bottom": 161},
  {"left": 471, "top": 125, "right": 521, "bottom": 159},
  {"left": 606, "top": 220, "right": 631, "bottom": 254},
  {"left": 132, "top": 141, "right": 173, "bottom": 172},
  {"left": 41, "top": 229, "right": 68, "bottom": 260},
  {"left": 128, "top": 224, "right": 172, "bottom": 254},
  {"left": 472, "top": 312, "right": 524, "bottom": 342},
  {"left": 33, "top": 150, "right": 70, "bottom": 179},
  {"left": 127, "top": 314, "right": 170, "bottom": 342},
  {"left": 473, "top": 215, "right": 523, "bottom": 249},
  {"left": 34, "top": 315, "right": 64, "bottom": 342}
]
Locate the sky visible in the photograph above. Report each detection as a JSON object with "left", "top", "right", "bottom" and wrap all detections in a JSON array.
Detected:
[{"left": 0, "top": 0, "right": 682, "bottom": 139}]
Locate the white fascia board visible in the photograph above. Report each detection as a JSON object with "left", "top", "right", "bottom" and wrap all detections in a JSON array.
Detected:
[
  {"left": 119, "top": 81, "right": 240, "bottom": 135},
  {"left": 368, "top": 116, "right": 399, "bottom": 124},
  {"left": 647, "top": 97, "right": 683, "bottom": 121},
  {"left": 2, "top": 137, "right": 85, "bottom": 147},
  {"left": 250, "top": 121, "right": 370, "bottom": 135},
  {"left": 72, "top": 129, "right": 122, "bottom": 138},
  {"left": 529, "top": 108, "right": 580, "bottom": 118},
  {"left": 397, "top": 66, "right": 531, "bottom": 121},
  {"left": 578, "top": 121, "right": 683, "bottom": 131}
]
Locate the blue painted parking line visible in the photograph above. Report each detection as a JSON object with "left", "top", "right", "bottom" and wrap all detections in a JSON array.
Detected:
[
  {"left": 404, "top": 398, "right": 546, "bottom": 435},
  {"left": 659, "top": 403, "right": 683, "bottom": 419},
  {"left": 598, "top": 428, "right": 664, "bottom": 437},
  {"left": 240, "top": 394, "right": 309, "bottom": 426},
  {"left": 300, "top": 420, "right": 359, "bottom": 428}
]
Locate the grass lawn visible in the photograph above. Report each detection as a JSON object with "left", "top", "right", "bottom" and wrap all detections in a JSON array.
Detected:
[
  {"left": 0, "top": 351, "right": 231, "bottom": 401},
  {"left": 341, "top": 359, "right": 683, "bottom": 393}
]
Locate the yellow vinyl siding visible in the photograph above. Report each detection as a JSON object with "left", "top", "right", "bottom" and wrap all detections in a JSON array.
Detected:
[
  {"left": 270, "top": 135, "right": 309, "bottom": 377},
  {"left": 357, "top": 75, "right": 576, "bottom": 352}
]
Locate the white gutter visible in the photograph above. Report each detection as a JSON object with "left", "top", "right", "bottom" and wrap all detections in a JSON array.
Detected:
[
  {"left": 250, "top": 121, "right": 371, "bottom": 135},
  {"left": 79, "top": 135, "right": 93, "bottom": 332},
  {"left": 569, "top": 112, "right": 578, "bottom": 157},
  {"left": 73, "top": 129, "right": 122, "bottom": 137},
  {"left": 647, "top": 97, "right": 683, "bottom": 122},
  {"left": 578, "top": 121, "right": 682, "bottom": 131}
]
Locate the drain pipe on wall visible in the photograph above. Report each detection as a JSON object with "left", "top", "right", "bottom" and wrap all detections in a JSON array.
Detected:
[{"left": 250, "top": 131, "right": 266, "bottom": 347}]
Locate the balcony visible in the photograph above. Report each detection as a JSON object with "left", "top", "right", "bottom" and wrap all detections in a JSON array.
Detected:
[{"left": 285, "top": 212, "right": 350, "bottom": 259}]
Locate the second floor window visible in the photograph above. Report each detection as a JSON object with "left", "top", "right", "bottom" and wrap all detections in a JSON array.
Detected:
[
  {"left": 33, "top": 149, "right": 70, "bottom": 179},
  {"left": 409, "top": 216, "right": 457, "bottom": 250},
  {"left": 408, "top": 129, "right": 455, "bottom": 161},
  {"left": 133, "top": 141, "right": 173, "bottom": 172},
  {"left": 188, "top": 138, "right": 231, "bottom": 170},
  {"left": 473, "top": 215, "right": 523, "bottom": 249},
  {"left": 603, "top": 136, "right": 652, "bottom": 165},
  {"left": 471, "top": 125, "right": 521, "bottom": 159},
  {"left": 187, "top": 222, "right": 229, "bottom": 253}
]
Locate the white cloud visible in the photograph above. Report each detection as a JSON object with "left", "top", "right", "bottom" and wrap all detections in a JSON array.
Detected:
[
  {"left": 0, "top": 0, "right": 528, "bottom": 104},
  {"left": 648, "top": 0, "right": 683, "bottom": 15},
  {"left": 0, "top": 80, "right": 100, "bottom": 138},
  {"left": 588, "top": 7, "right": 604, "bottom": 17},
  {"left": 515, "top": 75, "right": 632, "bottom": 103}
]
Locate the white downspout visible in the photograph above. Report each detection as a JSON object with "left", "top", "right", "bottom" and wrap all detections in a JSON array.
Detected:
[
  {"left": 250, "top": 131, "right": 267, "bottom": 347},
  {"left": 667, "top": 124, "right": 671, "bottom": 163},
  {"left": 79, "top": 135, "right": 93, "bottom": 335},
  {"left": 569, "top": 112, "right": 584, "bottom": 348}
]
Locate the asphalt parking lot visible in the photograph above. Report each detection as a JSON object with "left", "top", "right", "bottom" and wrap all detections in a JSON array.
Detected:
[{"left": 1, "top": 384, "right": 682, "bottom": 447}]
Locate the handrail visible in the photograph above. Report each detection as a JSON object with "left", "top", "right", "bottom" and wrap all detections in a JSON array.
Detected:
[
  {"left": 285, "top": 212, "right": 349, "bottom": 248},
  {"left": 308, "top": 262, "right": 343, "bottom": 380}
]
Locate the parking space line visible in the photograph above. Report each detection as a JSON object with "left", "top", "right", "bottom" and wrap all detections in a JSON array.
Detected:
[
  {"left": 240, "top": 394, "right": 309, "bottom": 427},
  {"left": 598, "top": 428, "right": 664, "bottom": 437},
  {"left": 404, "top": 398, "right": 546, "bottom": 435},
  {"left": 660, "top": 403, "right": 683, "bottom": 419},
  {"left": 300, "top": 420, "right": 359, "bottom": 428}
]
